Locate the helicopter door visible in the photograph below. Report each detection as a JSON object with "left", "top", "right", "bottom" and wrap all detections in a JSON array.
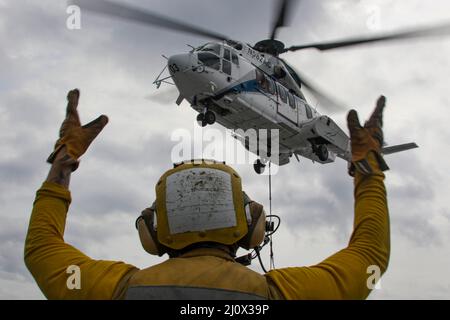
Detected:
[{"left": 276, "top": 83, "right": 298, "bottom": 125}]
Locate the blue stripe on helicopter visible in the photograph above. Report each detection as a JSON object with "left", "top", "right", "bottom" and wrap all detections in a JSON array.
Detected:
[{"left": 212, "top": 79, "right": 261, "bottom": 100}]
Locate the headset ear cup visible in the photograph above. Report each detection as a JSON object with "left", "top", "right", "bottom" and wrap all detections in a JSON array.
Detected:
[
  {"left": 249, "top": 206, "right": 266, "bottom": 248},
  {"left": 238, "top": 201, "right": 266, "bottom": 250},
  {"left": 137, "top": 207, "right": 166, "bottom": 256},
  {"left": 137, "top": 218, "right": 160, "bottom": 256}
]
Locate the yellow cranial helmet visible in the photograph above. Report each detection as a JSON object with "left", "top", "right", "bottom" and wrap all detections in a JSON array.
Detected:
[{"left": 136, "top": 159, "right": 266, "bottom": 256}]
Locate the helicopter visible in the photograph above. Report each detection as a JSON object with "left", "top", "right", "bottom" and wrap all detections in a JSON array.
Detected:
[{"left": 69, "top": 0, "right": 450, "bottom": 174}]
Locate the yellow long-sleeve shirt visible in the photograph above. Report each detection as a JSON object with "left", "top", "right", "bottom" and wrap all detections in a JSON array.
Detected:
[{"left": 24, "top": 154, "right": 389, "bottom": 299}]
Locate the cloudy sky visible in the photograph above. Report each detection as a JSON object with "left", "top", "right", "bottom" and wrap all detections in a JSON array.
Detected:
[{"left": 1, "top": 0, "right": 450, "bottom": 299}]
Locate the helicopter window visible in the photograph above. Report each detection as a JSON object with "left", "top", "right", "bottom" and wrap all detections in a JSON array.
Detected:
[
  {"left": 233, "top": 43, "right": 243, "bottom": 50},
  {"left": 224, "top": 48, "right": 231, "bottom": 61},
  {"left": 266, "top": 76, "right": 276, "bottom": 95},
  {"left": 256, "top": 69, "right": 264, "bottom": 86},
  {"left": 223, "top": 59, "right": 231, "bottom": 75},
  {"left": 198, "top": 52, "right": 220, "bottom": 70},
  {"left": 305, "top": 104, "right": 313, "bottom": 119},
  {"left": 277, "top": 83, "right": 287, "bottom": 103},
  {"left": 256, "top": 70, "right": 269, "bottom": 92},
  {"left": 226, "top": 40, "right": 243, "bottom": 50},
  {"left": 294, "top": 96, "right": 303, "bottom": 109},
  {"left": 287, "top": 92, "right": 295, "bottom": 109},
  {"left": 256, "top": 69, "right": 264, "bottom": 83},
  {"left": 198, "top": 43, "right": 221, "bottom": 56},
  {"left": 232, "top": 53, "right": 239, "bottom": 65}
]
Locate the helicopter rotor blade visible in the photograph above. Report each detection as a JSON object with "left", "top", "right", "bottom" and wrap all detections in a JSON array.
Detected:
[
  {"left": 299, "top": 73, "right": 347, "bottom": 113},
  {"left": 280, "top": 58, "right": 346, "bottom": 113},
  {"left": 284, "top": 22, "right": 450, "bottom": 52},
  {"left": 71, "top": 0, "right": 229, "bottom": 41},
  {"left": 270, "top": 0, "right": 296, "bottom": 40}
]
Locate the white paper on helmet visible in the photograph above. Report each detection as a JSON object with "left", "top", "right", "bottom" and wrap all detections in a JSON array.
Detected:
[{"left": 165, "top": 168, "right": 236, "bottom": 234}]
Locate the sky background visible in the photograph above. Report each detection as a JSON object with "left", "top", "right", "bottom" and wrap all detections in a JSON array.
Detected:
[{"left": 1, "top": 0, "right": 450, "bottom": 299}]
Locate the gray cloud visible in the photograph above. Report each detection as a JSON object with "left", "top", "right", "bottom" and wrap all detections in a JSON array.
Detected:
[
  {"left": 0, "top": 214, "right": 35, "bottom": 280},
  {"left": 393, "top": 214, "right": 442, "bottom": 247}
]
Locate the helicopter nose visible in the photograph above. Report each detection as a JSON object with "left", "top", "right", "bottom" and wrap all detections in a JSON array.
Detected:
[{"left": 168, "top": 54, "right": 192, "bottom": 75}]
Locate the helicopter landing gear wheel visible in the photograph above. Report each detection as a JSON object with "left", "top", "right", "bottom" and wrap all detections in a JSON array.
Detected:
[
  {"left": 316, "top": 144, "right": 329, "bottom": 161},
  {"left": 253, "top": 159, "right": 266, "bottom": 174},
  {"left": 196, "top": 113, "right": 207, "bottom": 127},
  {"left": 204, "top": 110, "right": 216, "bottom": 125}
]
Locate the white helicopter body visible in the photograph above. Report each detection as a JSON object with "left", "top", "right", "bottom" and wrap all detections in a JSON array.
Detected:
[
  {"left": 75, "top": 0, "right": 427, "bottom": 173},
  {"left": 164, "top": 41, "right": 362, "bottom": 172}
]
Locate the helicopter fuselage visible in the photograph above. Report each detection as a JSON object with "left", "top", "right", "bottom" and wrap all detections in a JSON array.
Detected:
[
  {"left": 164, "top": 41, "right": 350, "bottom": 170},
  {"left": 75, "top": 0, "right": 421, "bottom": 173}
]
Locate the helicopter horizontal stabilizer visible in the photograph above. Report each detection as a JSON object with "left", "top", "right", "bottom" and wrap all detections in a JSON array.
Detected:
[{"left": 382, "top": 142, "right": 419, "bottom": 155}]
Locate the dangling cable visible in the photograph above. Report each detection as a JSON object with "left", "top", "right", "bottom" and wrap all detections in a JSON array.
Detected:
[
  {"left": 238, "top": 161, "right": 282, "bottom": 271},
  {"left": 255, "top": 246, "right": 268, "bottom": 273},
  {"left": 268, "top": 161, "right": 275, "bottom": 270},
  {"left": 269, "top": 161, "right": 272, "bottom": 216},
  {"left": 243, "top": 217, "right": 280, "bottom": 269}
]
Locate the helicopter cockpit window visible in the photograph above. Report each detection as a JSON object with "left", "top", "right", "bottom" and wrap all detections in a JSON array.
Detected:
[
  {"left": 277, "top": 83, "right": 287, "bottom": 103},
  {"left": 223, "top": 48, "right": 231, "bottom": 61},
  {"left": 232, "top": 53, "right": 239, "bottom": 65},
  {"left": 287, "top": 92, "right": 295, "bottom": 109},
  {"left": 198, "top": 52, "right": 220, "bottom": 70},
  {"left": 222, "top": 48, "right": 232, "bottom": 75},
  {"left": 198, "top": 43, "right": 221, "bottom": 56},
  {"left": 226, "top": 40, "right": 243, "bottom": 51}
]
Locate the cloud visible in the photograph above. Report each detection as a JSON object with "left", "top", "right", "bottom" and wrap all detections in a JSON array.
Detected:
[{"left": 394, "top": 214, "right": 442, "bottom": 247}]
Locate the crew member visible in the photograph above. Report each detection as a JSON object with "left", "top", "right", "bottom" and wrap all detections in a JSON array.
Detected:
[{"left": 25, "top": 89, "right": 390, "bottom": 299}]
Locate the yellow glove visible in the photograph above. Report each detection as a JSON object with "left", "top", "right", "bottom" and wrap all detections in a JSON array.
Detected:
[
  {"left": 47, "top": 89, "right": 108, "bottom": 171},
  {"left": 347, "top": 95, "right": 389, "bottom": 176}
]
